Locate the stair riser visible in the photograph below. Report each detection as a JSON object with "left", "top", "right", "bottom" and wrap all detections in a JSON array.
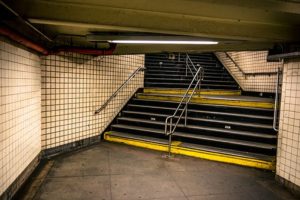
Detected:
[
  {"left": 177, "top": 137, "right": 276, "bottom": 156},
  {"left": 111, "top": 123, "right": 276, "bottom": 156},
  {"left": 130, "top": 99, "right": 274, "bottom": 116},
  {"left": 145, "top": 69, "right": 230, "bottom": 76},
  {"left": 116, "top": 118, "right": 276, "bottom": 144},
  {"left": 121, "top": 112, "right": 276, "bottom": 134},
  {"left": 146, "top": 65, "right": 221, "bottom": 70},
  {"left": 104, "top": 132, "right": 275, "bottom": 170},
  {"left": 144, "top": 83, "right": 239, "bottom": 90},
  {"left": 144, "top": 78, "right": 235, "bottom": 83},
  {"left": 146, "top": 65, "right": 222, "bottom": 71},
  {"left": 145, "top": 74, "right": 233, "bottom": 80},
  {"left": 143, "top": 89, "right": 241, "bottom": 96},
  {"left": 124, "top": 107, "right": 273, "bottom": 124},
  {"left": 136, "top": 95, "right": 273, "bottom": 109},
  {"left": 145, "top": 79, "right": 236, "bottom": 85},
  {"left": 146, "top": 57, "right": 217, "bottom": 63},
  {"left": 146, "top": 67, "right": 226, "bottom": 73}
]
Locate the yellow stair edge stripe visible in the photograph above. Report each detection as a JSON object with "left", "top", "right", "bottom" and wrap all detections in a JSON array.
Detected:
[
  {"left": 104, "top": 132, "right": 275, "bottom": 171},
  {"left": 143, "top": 88, "right": 242, "bottom": 96},
  {"left": 137, "top": 94, "right": 274, "bottom": 109}
]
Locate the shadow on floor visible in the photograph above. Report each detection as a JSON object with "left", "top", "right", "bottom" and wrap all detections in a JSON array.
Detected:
[{"left": 22, "top": 142, "right": 296, "bottom": 200}]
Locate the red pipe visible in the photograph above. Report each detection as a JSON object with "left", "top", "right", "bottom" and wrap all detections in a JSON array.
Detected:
[
  {"left": 0, "top": 26, "right": 116, "bottom": 56},
  {"left": 53, "top": 43, "right": 116, "bottom": 55},
  {"left": 0, "top": 26, "right": 49, "bottom": 55}
]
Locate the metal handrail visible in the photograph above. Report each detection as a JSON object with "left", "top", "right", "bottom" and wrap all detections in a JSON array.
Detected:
[
  {"left": 224, "top": 52, "right": 278, "bottom": 76},
  {"left": 273, "top": 67, "right": 282, "bottom": 131},
  {"left": 94, "top": 66, "right": 144, "bottom": 114},
  {"left": 185, "top": 53, "right": 198, "bottom": 77},
  {"left": 165, "top": 65, "right": 204, "bottom": 157}
]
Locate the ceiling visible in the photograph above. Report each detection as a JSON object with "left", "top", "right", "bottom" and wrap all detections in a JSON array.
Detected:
[{"left": 1, "top": 0, "right": 300, "bottom": 54}]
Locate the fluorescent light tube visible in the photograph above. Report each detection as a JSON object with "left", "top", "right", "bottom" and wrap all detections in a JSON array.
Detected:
[{"left": 108, "top": 40, "right": 218, "bottom": 45}]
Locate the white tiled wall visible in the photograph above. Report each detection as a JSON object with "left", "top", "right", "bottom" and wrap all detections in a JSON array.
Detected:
[
  {"left": 0, "top": 38, "right": 41, "bottom": 195},
  {"left": 41, "top": 53, "right": 144, "bottom": 150},
  {"left": 276, "top": 58, "right": 300, "bottom": 187},
  {"left": 215, "top": 51, "right": 282, "bottom": 93}
]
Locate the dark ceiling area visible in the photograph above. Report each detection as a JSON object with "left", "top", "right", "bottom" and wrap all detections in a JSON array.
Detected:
[{"left": 1, "top": 0, "right": 300, "bottom": 54}]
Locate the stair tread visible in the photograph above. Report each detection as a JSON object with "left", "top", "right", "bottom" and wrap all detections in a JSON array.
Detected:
[
  {"left": 201, "top": 95, "right": 274, "bottom": 103},
  {"left": 146, "top": 67, "right": 224, "bottom": 72},
  {"left": 180, "top": 142, "right": 274, "bottom": 162},
  {"left": 144, "top": 88, "right": 240, "bottom": 93},
  {"left": 138, "top": 93, "right": 273, "bottom": 103},
  {"left": 122, "top": 110, "right": 274, "bottom": 130},
  {"left": 132, "top": 98, "right": 274, "bottom": 111},
  {"left": 145, "top": 74, "right": 232, "bottom": 79},
  {"left": 108, "top": 131, "right": 274, "bottom": 161},
  {"left": 145, "top": 77, "right": 235, "bottom": 83},
  {"left": 138, "top": 93, "right": 270, "bottom": 102},
  {"left": 112, "top": 123, "right": 276, "bottom": 149},
  {"left": 108, "top": 131, "right": 168, "bottom": 144},
  {"left": 116, "top": 117, "right": 277, "bottom": 140},
  {"left": 145, "top": 69, "right": 229, "bottom": 74},
  {"left": 145, "top": 83, "right": 238, "bottom": 87},
  {"left": 128, "top": 104, "right": 273, "bottom": 119}
]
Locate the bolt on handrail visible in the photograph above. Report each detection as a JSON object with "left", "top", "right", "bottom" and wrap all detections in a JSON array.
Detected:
[
  {"left": 94, "top": 66, "right": 144, "bottom": 114},
  {"left": 224, "top": 52, "right": 278, "bottom": 76},
  {"left": 165, "top": 60, "right": 204, "bottom": 157}
]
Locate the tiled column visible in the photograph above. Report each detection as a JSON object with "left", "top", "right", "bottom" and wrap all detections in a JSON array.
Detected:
[{"left": 276, "top": 58, "right": 300, "bottom": 195}]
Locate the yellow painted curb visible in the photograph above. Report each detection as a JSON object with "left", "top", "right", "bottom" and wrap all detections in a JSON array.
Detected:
[
  {"left": 137, "top": 94, "right": 274, "bottom": 109},
  {"left": 104, "top": 132, "right": 168, "bottom": 152},
  {"left": 144, "top": 88, "right": 242, "bottom": 96},
  {"left": 104, "top": 132, "right": 275, "bottom": 170}
]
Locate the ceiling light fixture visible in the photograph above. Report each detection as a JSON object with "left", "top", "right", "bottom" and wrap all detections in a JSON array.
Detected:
[{"left": 108, "top": 40, "right": 218, "bottom": 45}]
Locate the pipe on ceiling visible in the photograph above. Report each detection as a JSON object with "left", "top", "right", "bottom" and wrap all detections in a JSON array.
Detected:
[
  {"left": 0, "top": 26, "right": 49, "bottom": 54},
  {"left": 53, "top": 43, "right": 116, "bottom": 55},
  {"left": 0, "top": 0, "right": 52, "bottom": 42},
  {"left": 0, "top": 26, "right": 116, "bottom": 56}
]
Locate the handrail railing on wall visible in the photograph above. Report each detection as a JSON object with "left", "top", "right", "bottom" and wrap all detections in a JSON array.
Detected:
[
  {"left": 224, "top": 52, "right": 278, "bottom": 76},
  {"left": 94, "top": 66, "right": 144, "bottom": 114},
  {"left": 165, "top": 57, "right": 204, "bottom": 157},
  {"left": 224, "top": 52, "right": 282, "bottom": 131}
]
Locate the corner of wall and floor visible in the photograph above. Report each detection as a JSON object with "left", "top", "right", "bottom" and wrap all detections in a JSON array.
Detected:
[{"left": 0, "top": 36, "right": 144, "bottom": 200}]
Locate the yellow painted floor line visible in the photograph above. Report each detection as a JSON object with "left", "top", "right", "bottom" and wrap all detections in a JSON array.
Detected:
[
  {"left": 137, "top": 94, "right": 274, "bottom": 109},
  {"left": 143, "top": 88, "right": 242, "bottom": 96},
  {"left": 104, "top": 132, "right": 275, "bottom": 171}
]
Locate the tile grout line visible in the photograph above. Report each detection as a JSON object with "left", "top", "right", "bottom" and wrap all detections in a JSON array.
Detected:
[
  {"left": 108, "top": 150, "right": 114, "bottom": 200},
  {"left": 163, "top": 158, "right": 189, "bottom": 200}
]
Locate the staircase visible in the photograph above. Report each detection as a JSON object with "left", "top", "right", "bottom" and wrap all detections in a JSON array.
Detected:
[
  {"left": 144, "top": 53, "right": 239, "bottom": 90},
  {"left": 104, "top": 53, "right": 277, "bottom": 170}
]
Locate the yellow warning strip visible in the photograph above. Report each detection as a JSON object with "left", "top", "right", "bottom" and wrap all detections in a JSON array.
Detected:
[
  {"left": 137, "top": 94, "right": 274, "bottom": 109},
  {"left": 144, "top": 88, "right": 241, "bottom": 96},
  {"left": 104, "top": 132, "right": 168, "bottom": 152},
  {"left": 104, "top": 132, "right": 275, "bottom": 171}
]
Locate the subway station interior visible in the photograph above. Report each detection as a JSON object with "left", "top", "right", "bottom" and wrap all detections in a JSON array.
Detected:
[{"left": 1, "top": 0, "right": 300, "bottom": 199}]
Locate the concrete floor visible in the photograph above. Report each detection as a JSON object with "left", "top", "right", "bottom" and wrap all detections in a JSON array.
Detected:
[{"left": 32, "top": 142, "right": 296, "bottom": 200}]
